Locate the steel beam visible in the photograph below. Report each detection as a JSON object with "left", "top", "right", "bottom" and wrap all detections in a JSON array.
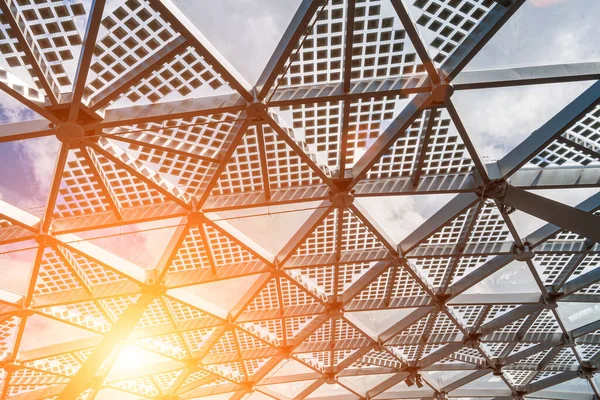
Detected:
[
  {"left": 412, "top": 109, "right": 436, "bottom": 189},
  {"left": 0, "top": 79, "right": 58, "bottom": 124},
  {"left": 0, "top": 119, "right": 54, "bottom": 143},
  {"left": 502, "top": 185, "right": 600, "bottom": 243},
  {"left": 264, "top": 112, "right": 334, "bottom": 189},
  {"left": 454, "top": 62, "right": 600, "bottom": 90},
  {"left": 91, "top": 36, "right": 188, "bottom": 110},
  {"left": 400, "top": 192, "right": 479, "bottom": 254},
  {"left": 69, "top": 0, "right": 106, "bottom": 120},
  {"left": 148, "top": 0, "right": 254, "bottom": 102},
  {"left": 524, "top": 192, "right": 600, "bottom": 247},
  {"left": 379, "top": 307, "right": 434, "bottom": 343},
  {"left": 446, "top": 100, "right": 489, "bottom": 182},
  {"left": 0, "top": 1, "right": 59, "bottom": 104},
  {"left": 256, "top": 0, "right": 326, "bottom": 100},
  {"left": 89, "top": 93, "right": 245, "bottom": 130},
  {"left": 498, "top": 80, "right": 600, "bottom": 178},
  {"left": 342, "top": 0, "right": 356, "bottom": 93},
  {"left": 351, "top": 93, "right": 432, "bottom": 187},
  {"left": 80, "top": 147, "right": 123, "bottom": 221},
  {"left": 55, "top": 293, "right": 157, "bottom": 399},
  {"left": 390, "top": 0, "right": 439, "bottom": 83},
  {"left": 479, "top": 304, "right": 543, "bottom": 336},
  {"left": 562, "top": 265, "right": 600, "bottom": 296},
  {"left": 527, "top": 371, "right": 579, "bottom": 394},
  {"left": 41, "top": 142, "right": 70, "bottom": 233},
  {"left": 269, "top": 75, "right": 430, "bottom": 107},
  {"left": 89, "top": 139, "right": 190, "bottom": 209},
  {"left": 449, "top": 254, "right": 514, "bottom": 298},
  {"left": 441, "top": 0, "right": 525, "bottom": 80}
]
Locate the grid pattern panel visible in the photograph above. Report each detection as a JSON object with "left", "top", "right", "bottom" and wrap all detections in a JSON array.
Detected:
[
  {"left": 414, "top": 0, "right": 495, "bottom": 64},
  {"left": 532, "top": 104, "right": 600, "bottom": 168},
  {"left": 124, "top": 46, "right": 227, "bottom": 103},
  {"left": 0, "top": 0, "right": 85, "bottom": 96},
  {"left": 279, "top": 101, "right": 343, "bottom": 169},
  {"left": 55, "top": 148, "right": 112, "bottom": 218},
  {"left": 263, "top": 123, "right": 328, "bottom": 189},
  {"left": 170, "top": 226, "right": 212, "bottom": 272},
  {"left": 296, "top": 209, "right": 338, "bottom": 256},
  {"left": 212, "top": 127, "right": 263, "bottom": 195},
  {"left": 204, "top": 224, "right": 256, "bottom": 266},
  {"left": 0, "top": 1, "right": 597, "bottom": 398},
  {"left": 88, "top": 0, "right": 179, "bottom": 103}
]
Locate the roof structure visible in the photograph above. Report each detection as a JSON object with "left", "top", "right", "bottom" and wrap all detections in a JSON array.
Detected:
[{"left": 0, "top": 0, "right": 599, "bottom": 399}]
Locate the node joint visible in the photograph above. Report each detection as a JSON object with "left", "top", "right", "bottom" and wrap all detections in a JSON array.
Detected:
[
  {"left": 141, "top": 282, "right": 167, "bottom": 297},
  {"left": 512, "top": 243, "right": 534, "bottom": 262},
  {"left": 35, "top": 233, "right": 58, "bottom": 247},
  {"left": 462, "top": 332, "right": 481, "bottom": 348},
  {"left": 324, "top": 372, "right": 337, "bottom": 384},
  {"left": 578, "top": 365, "right": 597, "bottom": 379},
  {"left": 246, "top": 102, "right": 267, "bottom": 121},
  {"left": 326, "top": 301, "right": 344, "bottom": 319},
  {"left": 431, "top": 82, "right": 454, "bottom": 104},
  {"left": 187, "top": 211, "right": 206, "bottom": 225},
  {"left": 54, "top": 121, "right": 85, "bottom": 145},
  {"left": 329, "top": 190, "right": 354, "bottom": 207}
]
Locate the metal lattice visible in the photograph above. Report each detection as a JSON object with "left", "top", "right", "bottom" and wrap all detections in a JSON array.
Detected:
[{"left": 0, "top": 0, "right": 600, "bottom": 399}]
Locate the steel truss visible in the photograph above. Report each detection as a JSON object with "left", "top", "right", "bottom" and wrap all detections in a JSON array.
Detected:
[{"left": 0, "top": 0, "right": 599, "bottom": 399}]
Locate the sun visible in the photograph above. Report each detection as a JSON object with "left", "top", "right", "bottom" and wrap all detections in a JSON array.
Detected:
[{"left": 111, "top": 345, "right": 158, "bottom": 372}]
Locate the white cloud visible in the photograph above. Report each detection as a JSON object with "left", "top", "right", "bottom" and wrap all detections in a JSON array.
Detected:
[
  {"left": 530, "top": 0, "right": 570, "bottom": 7},
  {"left": 175, "top": 0, "right": 302, "bottom": 83},
  {"left": 13, "top": 136, "right": 60, "bottom": 203}
]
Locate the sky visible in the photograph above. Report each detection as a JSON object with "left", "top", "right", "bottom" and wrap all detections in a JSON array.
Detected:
[{"left": 0, "top": 0, "right": 599, "bottom": 377}]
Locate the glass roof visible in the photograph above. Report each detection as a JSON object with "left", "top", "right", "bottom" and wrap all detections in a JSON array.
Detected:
[{"left": 0, "top": 0, "right": 599, "bottom": 399}]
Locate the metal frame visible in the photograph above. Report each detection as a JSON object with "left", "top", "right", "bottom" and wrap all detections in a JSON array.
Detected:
[{"left": 0, "top": 0, "right": 599, "bottom": 399}]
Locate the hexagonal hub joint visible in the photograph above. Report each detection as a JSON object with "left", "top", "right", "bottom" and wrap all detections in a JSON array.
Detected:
[
  {"left": 330, "top": 191, "right": 354, "bottom": 207},
  {"left": 431, "top": 82, "right": 454, "bottom": 104},
  {"left": 479, "top": 180, "right": 507, "bottom": 200},
  {"left": 462, "top": 333, "right": 481, "bottom": 348},
  {"left": 372, "top": 338, "right": 385, "bottom": 352},
  {"left": 1, "top": 362, "right": 21, "bottom": 373},
  {"left": 562, "top": 333, "right": 576, "bottom": 348},
  {"left": 240, "top": 382, "right": 254, "bottom": 393},
  {"left": 226, "top": 313, "right": 236, "bottom": 328},
  {"left": 277, "top": 345, "right": 293, "bottom": 358},
  {"left": 35, "top": 233, "right": 58, "bottom": 247},
  {"left": 327, "top": 302, "right": 344, "bottom": 319},
  {"left": 270, "top": 267, "right": 287, "bottom": 279},
  {"left": 55, "top": 122, "right": 85, "bottom": 144},
  {"left": 246, "top": 102, "right": 267, "bottom": 121},
  {"left": 187, "top": 211, "right": 206, "bottom": 225},
  {"left": 141, "top": 283, "right": 167, "bottom": 297},
  {"left": 513, "top": 243, "right": 534, "bottom": 262},
  {"left": 16, "top": 307, "right": 34, "bottom": 318},
  {"left": 512, "top": 391, "right": 526, "bottom": 400},
  {"left": 435, "top": 392, "right": 448, "bottom": 400},
  {"left": 577, "top": 365, "right": 597, "bottom": 379},
  {"left": 492, "top": 365, "right": 503, "bottom": 376},
  {"left": 324, "top": 372, "right": 337, "bottom": 384},
  {"left": 542, "top": 296, "right": 557, "bottom": 310},
  {"left": 433, "top": 293, "right": 451, "bottom": 309}
]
